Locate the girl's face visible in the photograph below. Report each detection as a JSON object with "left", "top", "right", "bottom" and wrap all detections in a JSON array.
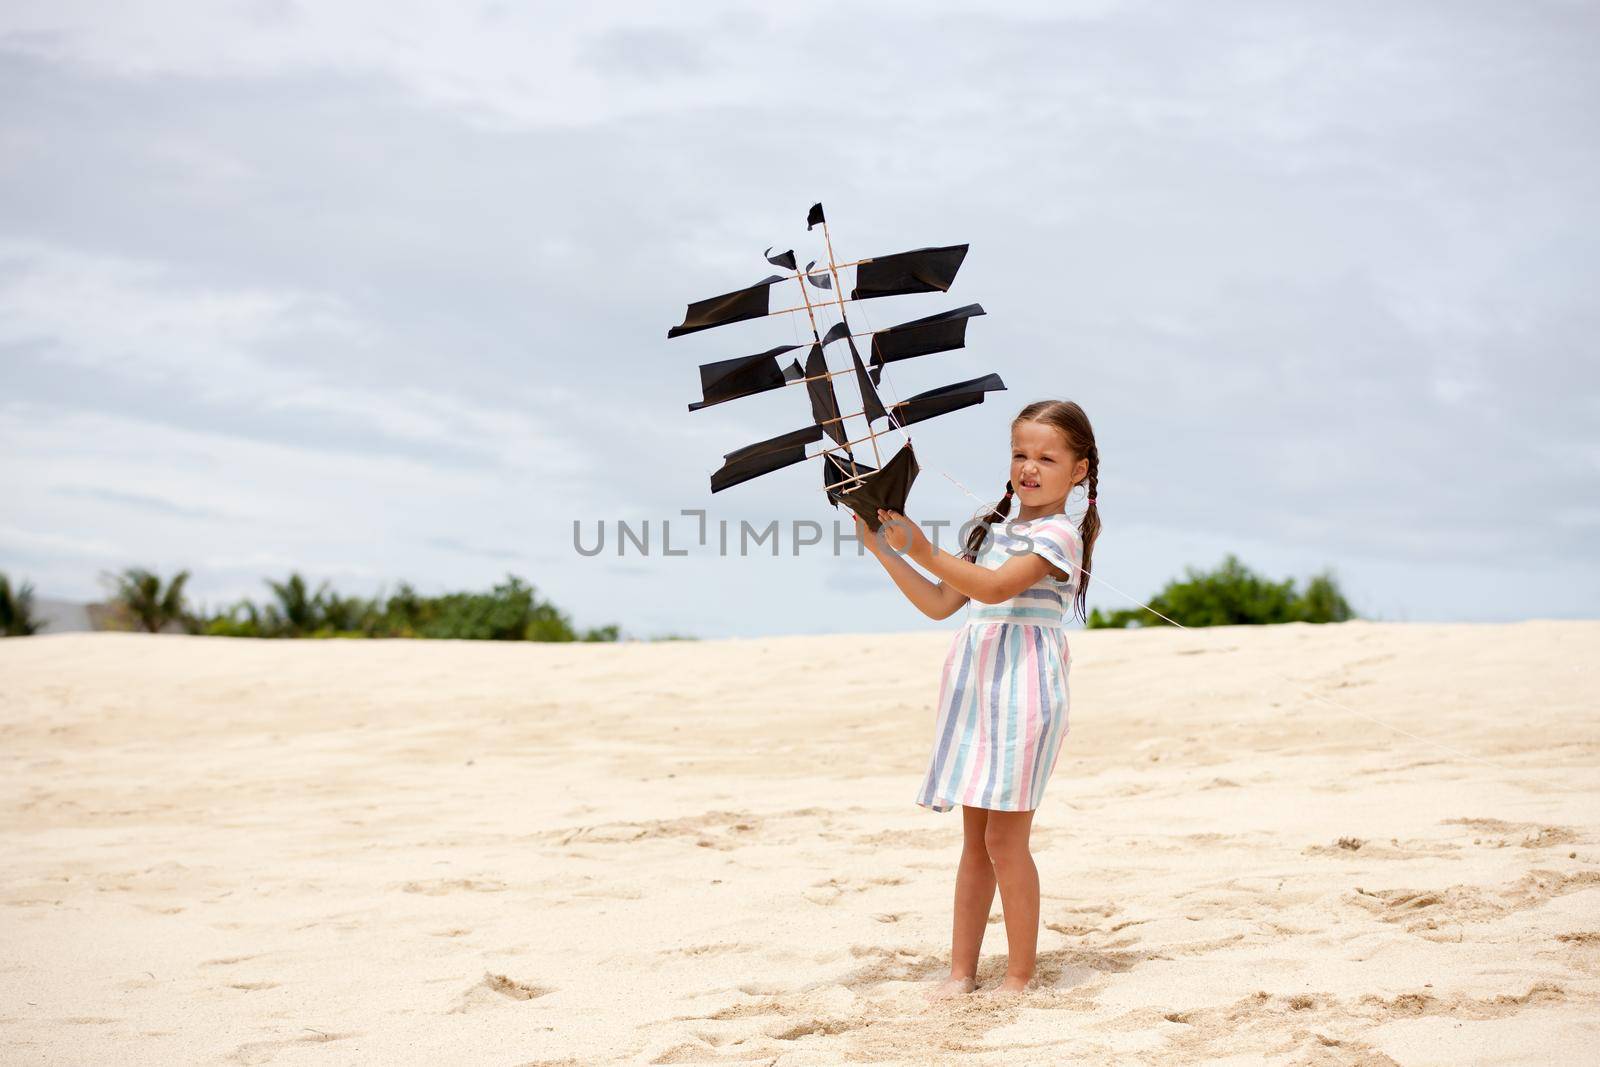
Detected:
[{"left": 1011, "top": 420, "right": 1085, "bottom": 510}]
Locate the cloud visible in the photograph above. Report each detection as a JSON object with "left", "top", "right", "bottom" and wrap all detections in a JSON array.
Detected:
[
  {"left": 0, "top": 400, "right": 531, "bottom": 600},
  {"left": 0, "top": 239, "right": 594, "bottom": 480},
  {"left": 0, "top": 237, "right": 368, "bottom": 401},
  {"left": 425, "top": 535, "right": 519, "bottom": 560},
  {"left": 0, "top": 2, "right": 760, "bottom": 129},
  {"left": 50, "top": 484, "right": 225, "bottom": 519}
]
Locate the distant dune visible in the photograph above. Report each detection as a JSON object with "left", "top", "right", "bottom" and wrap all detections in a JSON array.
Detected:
[{"left": 2, "top": 621, "right": 1596, "bottom": 1064}]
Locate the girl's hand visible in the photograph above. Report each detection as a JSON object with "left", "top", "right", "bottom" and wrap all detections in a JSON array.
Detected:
[
  {"left": 877, "top": 508, "right": 932, "bottom": 561},
  {"left": 853, "top": 514, "right": 883, "bottom": 556}
]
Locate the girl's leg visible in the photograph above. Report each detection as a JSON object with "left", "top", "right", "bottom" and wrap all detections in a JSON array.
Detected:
[
  {"left": 951, "top": 804, "right": 998, "bottom": 977},
  {"left": 983, "top": 808, "right": 1039, "bottom": 991},
  {"left": 928, "top": 804, "right": 996, "bottom": 999}
]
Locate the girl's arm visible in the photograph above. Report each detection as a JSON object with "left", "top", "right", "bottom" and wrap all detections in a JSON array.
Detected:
[
  {"left": 877, "top": 508, "right": 1063, "bottom": 605},
  {"left": 855, "top": 516, "right": 969, "bottom": 620}
]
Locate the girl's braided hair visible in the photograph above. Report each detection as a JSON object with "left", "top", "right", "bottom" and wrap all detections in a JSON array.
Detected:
[{"left": 960, "top": 400, "right": 1101, "bottom": 623}]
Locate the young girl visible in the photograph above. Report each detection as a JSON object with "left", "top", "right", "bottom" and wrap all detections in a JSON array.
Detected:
[{"left": 854, "top": 399, "right": 1101, "bottom": 998}]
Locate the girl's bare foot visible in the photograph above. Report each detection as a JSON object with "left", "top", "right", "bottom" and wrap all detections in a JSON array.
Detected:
[
  {"left": 985, "top": 973, "right": 1033, "bottom": 996},
  {"left": 926, "top": 975, "right": 977, "bottom": 1001}
]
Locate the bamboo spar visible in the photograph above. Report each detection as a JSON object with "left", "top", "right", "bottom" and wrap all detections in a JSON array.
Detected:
[
  {"left": 816, "top": 216, "right": 885, "bottom": 470},
  {"left": 820, "top": 217, "right": 915, "bottom": 449},
  {"left": 782, "top": 236, "right": 866, "bottom": 482},
  {"left": 805, "top": 428, "right": 881, "bottom": 458}
]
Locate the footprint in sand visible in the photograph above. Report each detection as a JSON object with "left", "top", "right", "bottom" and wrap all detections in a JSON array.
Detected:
[
  {"left": 803, "top": 874, "right": 909, "bottom": 906},
  {"left": 1139, "top": 991, "right": 1417, "bottom": 1063},
  {"left": 543, "top": 809, "right": 799, "bottom": 851},
  {"left": 1349, "top": 869, "right": 1600, "bottom": 939},
  {"left": 1356, "top": 982, "right": 1568, "bottom": 1021},
  {"left": 228, "top": 1028, "right": 362, "bottom": 1065},
  {"left": 398, "top": 877, "right": 507, "bottom": 895},
  {"left": 1554, "top": 931, "right": 1600, "bottom": 976},
  {"left": 660, "top": 942, "right": 757, "bottom": 958},
  {"left": 450, "top": 971, "right": 554, "bottom": 1014},
  {"left": 1303, "top": 835, "right": 1462, "bottom": 860},
  {"left": 200, "top": 954, "right": 261, "bottom": 967},
  {"left": 1441, "top": 817, "right": 1580, "bottom": 850},
  {"left": 736, "top": 982, "right": 787, "bottom": 997}
]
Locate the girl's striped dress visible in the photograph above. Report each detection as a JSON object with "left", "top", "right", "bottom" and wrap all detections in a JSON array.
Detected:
[{"left": 916, "top": 513, "right": 1083, "bottom": 813}]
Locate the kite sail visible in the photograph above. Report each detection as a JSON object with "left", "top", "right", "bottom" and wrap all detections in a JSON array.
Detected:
[
  {"left": 711, "top": 425, "right": 823, "bottom": 493},
  {"left": 668, "top": 202, "right": 1007, "bottom": 531},
  {"left": 887, "top": 372, "right": 1008, "bottom": 428},
  {"left": 823, "top": 442, "right": 919, "bottom": 531},
  {"left": 850, "top": 244, "right": 969, "bottom": 301},
  {"left": 668, "top": 274, "right": 787, "bottom": 338},
  {"left": 687, "top": 344, "right": 806, "bottom": 412},
  {"left": 867, "top": 303, "right": 986, "bottom": 384}
]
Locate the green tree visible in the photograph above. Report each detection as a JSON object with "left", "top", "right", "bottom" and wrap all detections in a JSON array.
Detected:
[
  {"left": 422, "top": 574, "right": 543, "bottom": 640},
  {"left": 188, "top": 571, "right": 620, "bottom": 642},
  {"left": 200, "top": 599, "right": 268, "bottom": 638},
  {"left": 1087, "top": 554, "right": 1358, "bottom": 628},
  {"left": 317, "top": 591, "right": 381, "bottom": 636},
  {"left": 104, "top": 567, "right": 191, "bottom": 633},
  {"left": 0, "top": 572, "right": 42, "bottom": 637},
  {"left": 1294, "top": 571, "right": 1355, "bottom": 623},
  {"left": 380, "top": 581, "right": 426, "bottom": 637},
  {"left": 265, "top": 573, "right": 330, "bottom": 638}
]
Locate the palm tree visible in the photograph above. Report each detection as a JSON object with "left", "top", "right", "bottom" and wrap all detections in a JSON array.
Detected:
[
  {"left": 0, "top": 572, "right": 42, "bottom": 636},
  {"left": 265, "top": 573, "right": 329, "bottom": 637},
  {"left": 104, "top": 567, "right": 191, "bottom": 633}
]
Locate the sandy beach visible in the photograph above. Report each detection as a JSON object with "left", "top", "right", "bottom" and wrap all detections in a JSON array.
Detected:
[{"left": 2, "top": 620, "right": 1597, "bottom": 1065}]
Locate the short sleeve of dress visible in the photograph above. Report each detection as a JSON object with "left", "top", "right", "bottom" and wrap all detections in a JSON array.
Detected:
[{"left": 1024, "top": 518, "right": 1083, "bottom": 587}]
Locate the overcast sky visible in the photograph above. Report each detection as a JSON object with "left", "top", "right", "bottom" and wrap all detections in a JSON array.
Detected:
[{"left": 2, "top": 0, "right": 1596, "bottom": 638}]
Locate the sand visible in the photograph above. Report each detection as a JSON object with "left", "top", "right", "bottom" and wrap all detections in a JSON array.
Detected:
[{"left": 2, "top": 620, "right": 1597, "bottom": 1065}]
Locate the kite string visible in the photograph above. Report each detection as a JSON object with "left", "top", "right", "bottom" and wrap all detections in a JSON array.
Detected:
[{"left": 931, "top": 466, "right": 1515, "bottom": 775}]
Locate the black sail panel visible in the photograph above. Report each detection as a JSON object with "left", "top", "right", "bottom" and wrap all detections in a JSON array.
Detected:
[
  {"left": 687, "top": 344, "right": 806, "bottom": 412},
  {"left": 890, "top": 392, "right": 984, "bottom": 426},
  {"left": 711, "top": 424, "right": 824, "bottom": 493},
  {"left": 869, "top": 304, "right": 986, "bottom": 371},
  {"left": 886, "top": 373, "right": 1007, "bottom": 428},
  {"left": 850, "top": 245, "right": 968, "bottom": 301},
  {"left": 668, "top": 274, "right": 785, "bottom": 338},
  {"left": 820, "top": 320, "right": 851, "bottom": 347},
  {"left": 824, "top": 442, "right": 919, "bottom": 532},
  {"left": 804, "top": 343, "right": 848, "bottom": 446},
  {"left": 849, "top": 337, "right": 887, "bottom": 424}
]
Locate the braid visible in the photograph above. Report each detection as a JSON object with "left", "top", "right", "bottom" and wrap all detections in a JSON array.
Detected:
[
  {"left": 962, "top": 479, "right": 1015, "bottom": 562},
  {"left": 1074, "top": 445, "right": 1100, "bottom": 624}
]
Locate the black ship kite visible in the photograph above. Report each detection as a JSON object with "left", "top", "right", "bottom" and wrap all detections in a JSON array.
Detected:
[{"left": 668, "top": 202, "right": 1006, "bottom": 532}]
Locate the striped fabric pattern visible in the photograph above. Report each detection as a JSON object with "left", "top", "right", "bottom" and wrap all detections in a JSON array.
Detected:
[{"left": 915, "top": 514, "right": 1083, "bottom": 813}]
